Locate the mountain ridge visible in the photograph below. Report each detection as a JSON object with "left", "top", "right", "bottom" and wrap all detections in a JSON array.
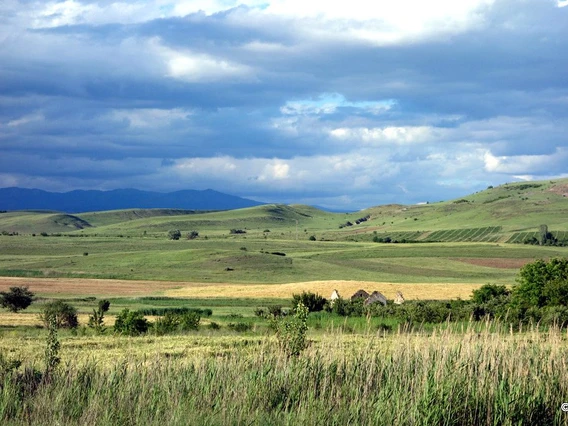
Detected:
[{"left": 0, "top": 187, "right": 264, "bottom": 213}]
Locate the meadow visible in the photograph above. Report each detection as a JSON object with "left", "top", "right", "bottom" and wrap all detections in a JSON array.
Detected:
[
  {"left": 2, "top": 324, "right": 568, "bottom": 425},
  {"left": 2, "top": 178, "right": 568, "bottom": 424}
]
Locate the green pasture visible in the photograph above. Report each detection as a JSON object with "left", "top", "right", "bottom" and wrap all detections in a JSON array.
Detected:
[
  {"left": 2, "top": 235, "right": 567, "bottom": 284},
  {"left": 1, "top": 178, "right": 568, "bottom": 244}
]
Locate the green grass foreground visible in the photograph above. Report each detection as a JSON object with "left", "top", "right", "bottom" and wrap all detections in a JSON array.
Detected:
[{"left": 2, "top": 326, "right": 568, "bottom": 425}]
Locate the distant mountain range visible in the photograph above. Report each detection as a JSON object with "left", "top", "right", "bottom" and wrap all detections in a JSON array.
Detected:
[{"left": 0, "top": 188, "right": 264, "bottom": 213}]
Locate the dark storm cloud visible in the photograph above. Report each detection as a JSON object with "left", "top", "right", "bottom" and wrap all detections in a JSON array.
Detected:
[{"left": 1, "top": 0, "right": 567, "bottom": 209}]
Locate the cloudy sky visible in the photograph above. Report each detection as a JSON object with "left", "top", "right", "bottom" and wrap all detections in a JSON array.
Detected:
[{"left": 1, "top": 0, "right": 568, "bottom": 210}]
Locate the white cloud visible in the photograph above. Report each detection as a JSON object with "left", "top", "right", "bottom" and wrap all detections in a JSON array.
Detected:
[
  {"left": 330, "top": 126, "right": 441, "bottom": 144},
  {"left": 483, "top": 149, "right": 568, "bottom": 174},
  {"left": 20, "top": 0, "right": 496, "bottom": 46},
  {"left": 6, "top": 113, "right": 44, "bottom": 127},
  {"left": 148, "top": 38, "right": 255, "bottom": 82},
  {"left": 281, "top": 93, "right": 394, "bottom": 116},
  {"left": 110, "top": 108, "right": 191, "bottom": 128},
  {"left": 263, "top": 162, "right": 290, "bottom": 180}
]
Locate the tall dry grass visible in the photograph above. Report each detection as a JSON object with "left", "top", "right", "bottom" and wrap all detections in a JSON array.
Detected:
[{"left": 1, "top": 323, "right": 568, "bottom": 425}]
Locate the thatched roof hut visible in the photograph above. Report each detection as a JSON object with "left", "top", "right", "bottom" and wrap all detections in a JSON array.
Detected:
[
  {"left": 364, "top": 291, "right": 387, "bottom": 306},
  {"left": 330, "top": 289, "right": 340, "bottom": 306},
  {"left": 351, "top": 289, "right": 370, "bottom": 300}
]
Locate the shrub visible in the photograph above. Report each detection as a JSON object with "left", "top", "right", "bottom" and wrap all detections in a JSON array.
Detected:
[
  {"left": 227, "top": 322, "right": 252, "bottom": 332},
  {"left": 292, "top": 292, "right": 326, "bottom": 312},
  {"left": 309, "top": 235, "right": 316, "bottom": 241},
  {"left": 153, "top": 311, "right": 201, "bottom": 335},
  {"left": 208, "top": 321, "right": 220, "bottom": 330},
  {"left": 114, "top": 309, "right": 150, "bottom": 336},
  {"left": 44, "top": 314, "right": 60, "bottom": 376},
  {"left": 0, "top": 286, "right": 34, "bottom": 313},
  {"left": 88, "top": 299, "right": 110, "bottom": 334},
  {"left": 39, "top": 301, "right": 78, "bottom": 329},
  {"left": 168, "top": 229, "right": 181, "bottom": 240},
  {"left": 471, "top": 284, "right": 510, "bottom": 304},
  {"left": 273, "top": 302, "right": 309, "bottom": 357},
  {"left": 179, "top": 311, "right": 200, "bottom": 331},
  {"left": 154, "top": 313, "right": 181, "bottom": 336},
  {"left": 187, "top": 230, "right": 199, "bottom": 240}
]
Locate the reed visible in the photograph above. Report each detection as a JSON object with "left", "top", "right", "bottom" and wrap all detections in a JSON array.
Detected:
[{"left": 1, "top": 323, "right": 568, "bottom": 425}]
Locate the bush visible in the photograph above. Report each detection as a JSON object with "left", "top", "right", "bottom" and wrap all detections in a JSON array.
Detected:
[
  {"left": 39, "top": 301, "right": 78, "bottom": 329},
  {"left": 187, "top": 231, "right": 199, "bottom": 240},
  {"left": 227, "top": 322, "right": 252, "bottom": 332},
  {"left": 139, "top": 307, "right": 211, "bottom": 316},
  {"left": 292, "top": 292, "right": 326, "bottom": 313},
  {"left": 168, "top": 229, "right": 181, "bottom": 240},
  {"left": 114, "top": 309, "right": 150, "bottom": 336},
  {"left": 208, "top": 321, "right": 220, "bottom": 330},
  {"left": 328, "top": 297, "right": 366, "bottom": 317},
  {"left": 154, "top": 313, "right": 181, "bottom": 336},
  {"left": 0, "top": 286, "right": 34, "bottom": 313},
  {"left": 272, "top": 302, "right": 309, "bottom": 357},
  {"left": 471, "top": 284, "right": 510, "bottom": 304}
]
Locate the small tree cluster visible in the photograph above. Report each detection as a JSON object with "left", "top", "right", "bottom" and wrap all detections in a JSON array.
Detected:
[
  {"left": 153, "top": 311, "right": 201, "bottom": 335},
  {"left": 0, "top": 286, "right": 34, "bottom": 313},
  {"left": 292, "top": 292, "right": 326, "bottom": 312},
  {"left": 39, "top": 301, "right": 78, "bottom": 329},
  {"left": 114, "top": 309, "right": 150, "bottom": 335},
  {"left": 513, "top": 258, "right": 568, "bottom": 308}
]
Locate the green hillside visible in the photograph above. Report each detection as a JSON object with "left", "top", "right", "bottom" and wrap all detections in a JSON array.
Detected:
[
  {"left": 77, "top": 208, "right": 212, "bottom": 227},
  {"left": 0, "top": 211, "right": 91, "bottom": 234},
  {"left": 1, "top": 178, "right": 568, "bottom": 243}
]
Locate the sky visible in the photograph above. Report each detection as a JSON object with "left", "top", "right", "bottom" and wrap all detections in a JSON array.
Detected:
[{"left": 1, "top": 0, "right": 568, "bottom": 210}]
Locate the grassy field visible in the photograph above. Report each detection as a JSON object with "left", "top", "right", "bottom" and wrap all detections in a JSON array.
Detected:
[
  {"left": 1, "top": 236, "right": 566, "bottom": 284},
  {"left": 2, "top": 325, "right": 568, "bottom": 425}
]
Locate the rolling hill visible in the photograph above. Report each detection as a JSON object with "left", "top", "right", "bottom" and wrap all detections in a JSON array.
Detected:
[{"left": 1, "top": 178, "right": 568, "bottom": 243}]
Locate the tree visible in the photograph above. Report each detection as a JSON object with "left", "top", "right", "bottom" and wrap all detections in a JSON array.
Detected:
[
  {"left": 168, "top": 229, "right": 181, "bottom": 240},
  {"left": 114, "top": 309, "right": 150, "bottom": 335},
  {"left": 39, "top": 301, "right": 78, "bottom": 329},
  {"left": 471, "top": 284, "right": 510, "bottom": 304},
  {"left": 513, "top": 258, "right": 568, "bottom": 308},
  {"left": 88, "top": 299, "right": 110, "bottom": 334},
  {"left": 0, "top": 286, "right": 34, "bottom": 312},
  {"left": 292, "top": 291, "right": 326, "bottom": 312},
  {"left": 538, "top": 224, "right": 557, "bottom": 246}
]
